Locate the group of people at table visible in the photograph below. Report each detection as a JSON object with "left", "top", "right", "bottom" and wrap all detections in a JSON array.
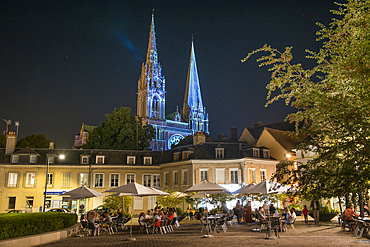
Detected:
[
  {"left": 139, "top": 207, "right": 178, "bottom": 231},
  {"left": 81, "top": 209, "right": 122, "bottom": 236}
]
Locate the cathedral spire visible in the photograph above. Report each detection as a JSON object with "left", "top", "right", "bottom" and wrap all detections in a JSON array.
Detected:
[
  {"left": 146, "top": 11, "right": 158, "bottom": 63},
  {"left": 182, "top": 39, "right": 204, "bottom": 123}
]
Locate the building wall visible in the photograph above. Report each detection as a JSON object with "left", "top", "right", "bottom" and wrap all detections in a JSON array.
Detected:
[{"left": 256, "top": 130, "right": 287, "bottom": 161}]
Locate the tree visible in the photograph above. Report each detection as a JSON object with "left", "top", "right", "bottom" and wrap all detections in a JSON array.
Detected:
[
  {"left": 244, "top": 0, "right": 370, "bottom": 200},
  {"left": 81, "top": 107, "right": 155, "bottom": 150},
  {"left": 16, "top": 134, "right": 55, "bottom": 148},
  {"left": 103, "top": 195, "right": 132, "bottom": 215},
  {"left": 157, "top": 191, "right": 185, "bottom": 208}
]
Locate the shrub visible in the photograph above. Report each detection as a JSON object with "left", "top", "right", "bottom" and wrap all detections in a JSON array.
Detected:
[
  {"left": 0, "top": 212, "right": 77, "bottom": 240},
  {"left": 176, "top": 207, "right": 186, "bottom": 216}
]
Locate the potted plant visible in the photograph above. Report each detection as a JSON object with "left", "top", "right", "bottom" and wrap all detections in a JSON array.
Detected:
[{"left": 288, "top": 202, "right": 303, "bottom": 216}]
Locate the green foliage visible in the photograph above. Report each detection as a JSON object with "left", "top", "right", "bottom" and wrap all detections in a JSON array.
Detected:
[
  {"left": 103, "top": 195, "right": 132, "bottom": 213},
  {"left": 245, "top": 0, "right": 370, "bottom": 200},
  {"left": 0, "top": 212, "right": 77, "bottom": 240},
  {"left": 185, "top": 193, "right": 202, "bottom": 209},
  {"left": 157, "top": 191, "right": 185, "bottom": 208},
  {"left": 0, "top": 135, "right": 5, "bottom": 148},
  {"left": 81, "top": 107, "right": 155, "bottom": 150},
  {"left": 16, "top": 134, "right": 55, "bottom": 148},
  {"left": 176, "top": 207, "right": 186, "bottom": 216}
]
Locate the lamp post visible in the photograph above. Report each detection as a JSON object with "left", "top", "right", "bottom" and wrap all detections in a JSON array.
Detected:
[{"left": 43, "top": 154, "right": 65, "bottom": 212}]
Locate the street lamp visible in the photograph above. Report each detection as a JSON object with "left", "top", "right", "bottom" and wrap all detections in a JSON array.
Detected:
[{"left": 43, "top": 154, "right": 65, "bottom": 212}]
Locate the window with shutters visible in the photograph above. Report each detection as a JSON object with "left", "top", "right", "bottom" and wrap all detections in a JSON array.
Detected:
[
  {"left": 182, "top": 170, "right": 188, "bottom": 185},
  {"left": 173, "top": 171, "right": 178, "bottom": 185},
  {"left": 249, "top": 169, "right": 256, "bottom": 183},
  {"left": 164, "top": 172, "right": 169, "bottom": 185},
  {"left": 216, "top": 169, "right": 225, "bottom": 184},
  {"left": 200, "top": 169, "right": 208, "bottom": 181},
  {"left": 46, "top": 173, "right": 54, "bottom": 187},
  {"left": 61, "top": 173, "right": 72, "bottom": 187},
  {"left": 7, "top": 173, "right": 19, "bottom": 187},
  {"left": 260, "top": 170, "right": 267, "bottom": 181},
  {"left": 153, "top": 174, "right": 160, "bottom": 187},
  {"left": 79, "top": 173, "right": 89, "bottom": 186},
  {"left": 25, "top": 172, "right": 36, "bottom": 187}
]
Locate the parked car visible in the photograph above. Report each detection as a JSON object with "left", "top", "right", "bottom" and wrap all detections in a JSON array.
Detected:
[
  {"left": 7, "top": 210, "right": 26, "bottom": 213},
  {"left": 91, "top": 205, "right": 112, "bottom": 216},
  {"left": 46, "top": 208, "right": 70, "bottom": 213}
]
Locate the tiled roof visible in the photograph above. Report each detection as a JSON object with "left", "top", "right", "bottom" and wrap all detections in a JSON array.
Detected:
[{"left": 264, "top": 128, "right": 308, "bottom": 152}]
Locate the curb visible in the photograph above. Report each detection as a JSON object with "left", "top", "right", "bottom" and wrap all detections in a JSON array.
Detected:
[{"left": 0, "top": 223, "right": 81, "bottom": 247}]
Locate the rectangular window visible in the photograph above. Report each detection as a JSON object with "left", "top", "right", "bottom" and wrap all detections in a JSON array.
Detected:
[
  {"left": 61, "top": 173, "right": 72, "bottom": 187},
  {"left": 94, "top": 174, "right": 104, "bottom": 188},
  {"left": 30, "top": 155, "right": 37, "bottom": 163},
  {"left": 79, "top": 173, "right": 89, "bottom": 186},
  {"left": 48, "top": 156, "right": 55, "bottom": 164},
  {"left": 26, "top": 196, "right": 34, "bottom": 208},
  {"left": 216, "top": 169, "right": 225, "bottom": 184},
  {"left": 200, "top": 170, "right": 208, "bottom": 181},
  {"left": 110, "top": 173, "right": 119, "bottom": 187},
  {"left": 263, "top": 150, "right": 270, "bottom": 159},
  {"left": 25, "top": 172, "right": 36, "bottom": 187},
  {"left": 144, "top": 157, "right": 152, "bottom": 165},
  {"left": 173, "top": 171, "right": 178, "bottom": 185},
  {"left": 164, "top": 173, "right": 169, "bottom": 185},
  {"left": 8, "top": 173, "right": 19, "bottom": 187},
  {"left": 253, "top": 148, "right": 260, "bottom": 158},
  {"left": 230, "top": 170, "right": 238, "bottom": 184},
  {"left": 182, "top": 170, "right": 188, "bottom": 185},
  {"left": 260, "top": 170, "right": 266, "bottom": 181},
  {"left": 8, "top": 197, "right": 16, "bottom": 210},
  {"left": 127, "top": 156, "right": 135, "bottom": 165},
  {"left": 143, "top": 175, "right": 151, "bottom": 187},
  {"left": 126, "top": 174, "right": 135, "bottom": 184},
  {"left": 173, "top": 153, "right": 180, "bottom": 161},
  {"left": 46, "top": 173, "right": 54, "bottom": 187},
  {"left": 82, "top": 156, "right": 88, "bottom": 164},
  {"left": 249, "top": 169, "right": 256, "bottom": 183},
  {"left": 215, "top": 148, "right": 224, "bottom": 158},
  {"left": 153, "top": 174, "right": 160, "bottom": 187},
  {"left": 96, "top": 156, "right": 104, "bottom": 164},
  {"left": 12, "top": 155, "right": 19, "bottom": 163}
]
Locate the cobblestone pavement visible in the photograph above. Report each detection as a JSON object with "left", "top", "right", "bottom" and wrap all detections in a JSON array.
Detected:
[{"left": 36, "top": 217, "right": 369, "bottom": 247}]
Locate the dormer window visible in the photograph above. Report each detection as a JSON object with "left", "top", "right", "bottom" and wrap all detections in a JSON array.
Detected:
[
  {"left": 173, "top": 152, "right": 180, "bottom": 161},
  {"left": 127, "top": 156, "right": 136, "bottom": 165},
  {"left": 182, "top": 151, "right": 190, "bottom": 160},
  {"left": 12, "top": 155, "right": 19, "bottom": 163},
  {"left": 215, "top": 148, "right": 224, "bottom": 159},
  {"left": 143, "top": 157, "right": 152, "bottom": 165},
  {"left": 30, "top": 155, "right": 37, "bottom": 163},
  {"left": 263, "top": 149, "right": 270, "bottom": 159},
  {"left": 253, "top": 148, "right": 260, "bottom": 158},
  {"left": 81, "top": 156, "right": 89, "bottom": 164},
  {"left": 96, "top": 155, "right": 105, "bottom": 164},
  {"left": 47, "top": 156, "right": 55, "bottom": 164}
]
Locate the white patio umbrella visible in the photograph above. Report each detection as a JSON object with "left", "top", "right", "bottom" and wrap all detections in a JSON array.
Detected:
[
  {"left": 104, "top": 182, "right": 163, "bottom": 241},
  {"left": 61, "top": 185, "right": 105, "bottom": 214},
  {"left": 150, "top": 187, "right": 170, "bottom": 195},
  {"left": 185, "top": 180, "right": 230, "bottom": 238},
  {"left": 234, "top": 180, "right": 295, "bottom": 194}
]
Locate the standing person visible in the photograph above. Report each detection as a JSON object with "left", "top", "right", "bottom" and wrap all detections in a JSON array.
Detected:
[
  {"left": 222, "top": 202, "right": 230, "bottom": 215},
  {"left": 236, "top": 200, "right": 243, "bottom": 224},
  {"left": 303, "top": 205, "right": 309, "bottom": 224},
  {"left": 311, "top": 199, "right": 320, "bottom": 225}
]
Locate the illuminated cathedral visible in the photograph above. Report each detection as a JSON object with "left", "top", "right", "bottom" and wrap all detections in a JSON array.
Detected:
[{"left": 137, "top": 14, "right": 209, "bottom": 151}]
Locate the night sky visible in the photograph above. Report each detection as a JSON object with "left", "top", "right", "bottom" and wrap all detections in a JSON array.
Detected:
[{"left": 0, "top": 0, "right": 338, "bottom": 148}]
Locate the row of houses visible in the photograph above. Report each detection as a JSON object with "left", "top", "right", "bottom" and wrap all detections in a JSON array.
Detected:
[{"left": 0, "top": 123, "right": 304, "bottom": 214}]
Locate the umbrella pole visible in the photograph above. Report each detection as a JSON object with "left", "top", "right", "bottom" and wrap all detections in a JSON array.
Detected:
[
  {"left": 124, "top": 195, "right": 136, "bottom": 241},
  {"left": 203, "top": 192, "right": 213, "bottom": 238}
]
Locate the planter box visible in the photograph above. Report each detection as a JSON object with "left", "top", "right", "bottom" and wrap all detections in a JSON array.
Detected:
[
  {"left": 295, "top": 210, "right": 302, "bottom": 216},
  {"left": 309, "top": 213, "right": 337, "bottom": 221}
]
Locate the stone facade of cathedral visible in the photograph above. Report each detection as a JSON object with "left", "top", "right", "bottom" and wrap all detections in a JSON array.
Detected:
[{"left": 137, "top": 14, "right": 209, "bottom": 151}]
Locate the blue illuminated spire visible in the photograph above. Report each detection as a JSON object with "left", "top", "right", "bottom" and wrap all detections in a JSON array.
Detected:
[
  {"left": 182, "top": 39, "right": 203, "bottom": 121},
  {"left": 146, "top": 12, "right": 158, "bottom": 63}
]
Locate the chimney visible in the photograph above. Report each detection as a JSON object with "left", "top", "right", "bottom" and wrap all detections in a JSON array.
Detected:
[
  {"left": 49, "top": 142, "right": 54, "bottom": 149},
  {"left": 5, "top": 132, "right": 16, "bottom": 155},
  {"left": 193, "top": 132, "right": 206, "bottom": 145},
  {"left": 230, "top": 126, "right": 237, "bottom": 142}
]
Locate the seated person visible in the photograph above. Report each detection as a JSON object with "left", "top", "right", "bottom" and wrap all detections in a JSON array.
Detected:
[
  {"left": 139, "top": 212, "right": 145, "bottom": 222},
  {"left": 101, "top": 211, "right": 112, "bottom": 229},
  {"left": 345, "top": 205, "right": 359, "bottom": 230},
  {"left": 87, "top": 211, "right": 100, "bottom": 235},
  {"left": 144, "top": 210, "right": 152, "bottom": 222},
  {"left": 116, "top": 209, "right": 124, "bottom": 218},
  {"left": 257, "top": 207, "right": 267, "bottom": 223},
  {"left": 150, "top": 212, "right": 161, "bottom": 228}
]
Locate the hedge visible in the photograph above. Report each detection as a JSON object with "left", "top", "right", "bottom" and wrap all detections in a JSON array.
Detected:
[{"left": 0, "top": 212, "right": 77, "bottom": 240}]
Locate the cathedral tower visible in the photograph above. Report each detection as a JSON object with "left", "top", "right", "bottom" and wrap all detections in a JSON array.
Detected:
[
  {"left": 137, "top": 13, "right": 166, "bottom": 121},
  {"left": 182, "top": 39, "right": 209, "bottom": 134}
]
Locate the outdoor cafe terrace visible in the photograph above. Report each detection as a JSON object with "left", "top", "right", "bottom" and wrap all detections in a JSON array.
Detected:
[{"left": 35, "top": 216, "right": 366, "bottom": 247}]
